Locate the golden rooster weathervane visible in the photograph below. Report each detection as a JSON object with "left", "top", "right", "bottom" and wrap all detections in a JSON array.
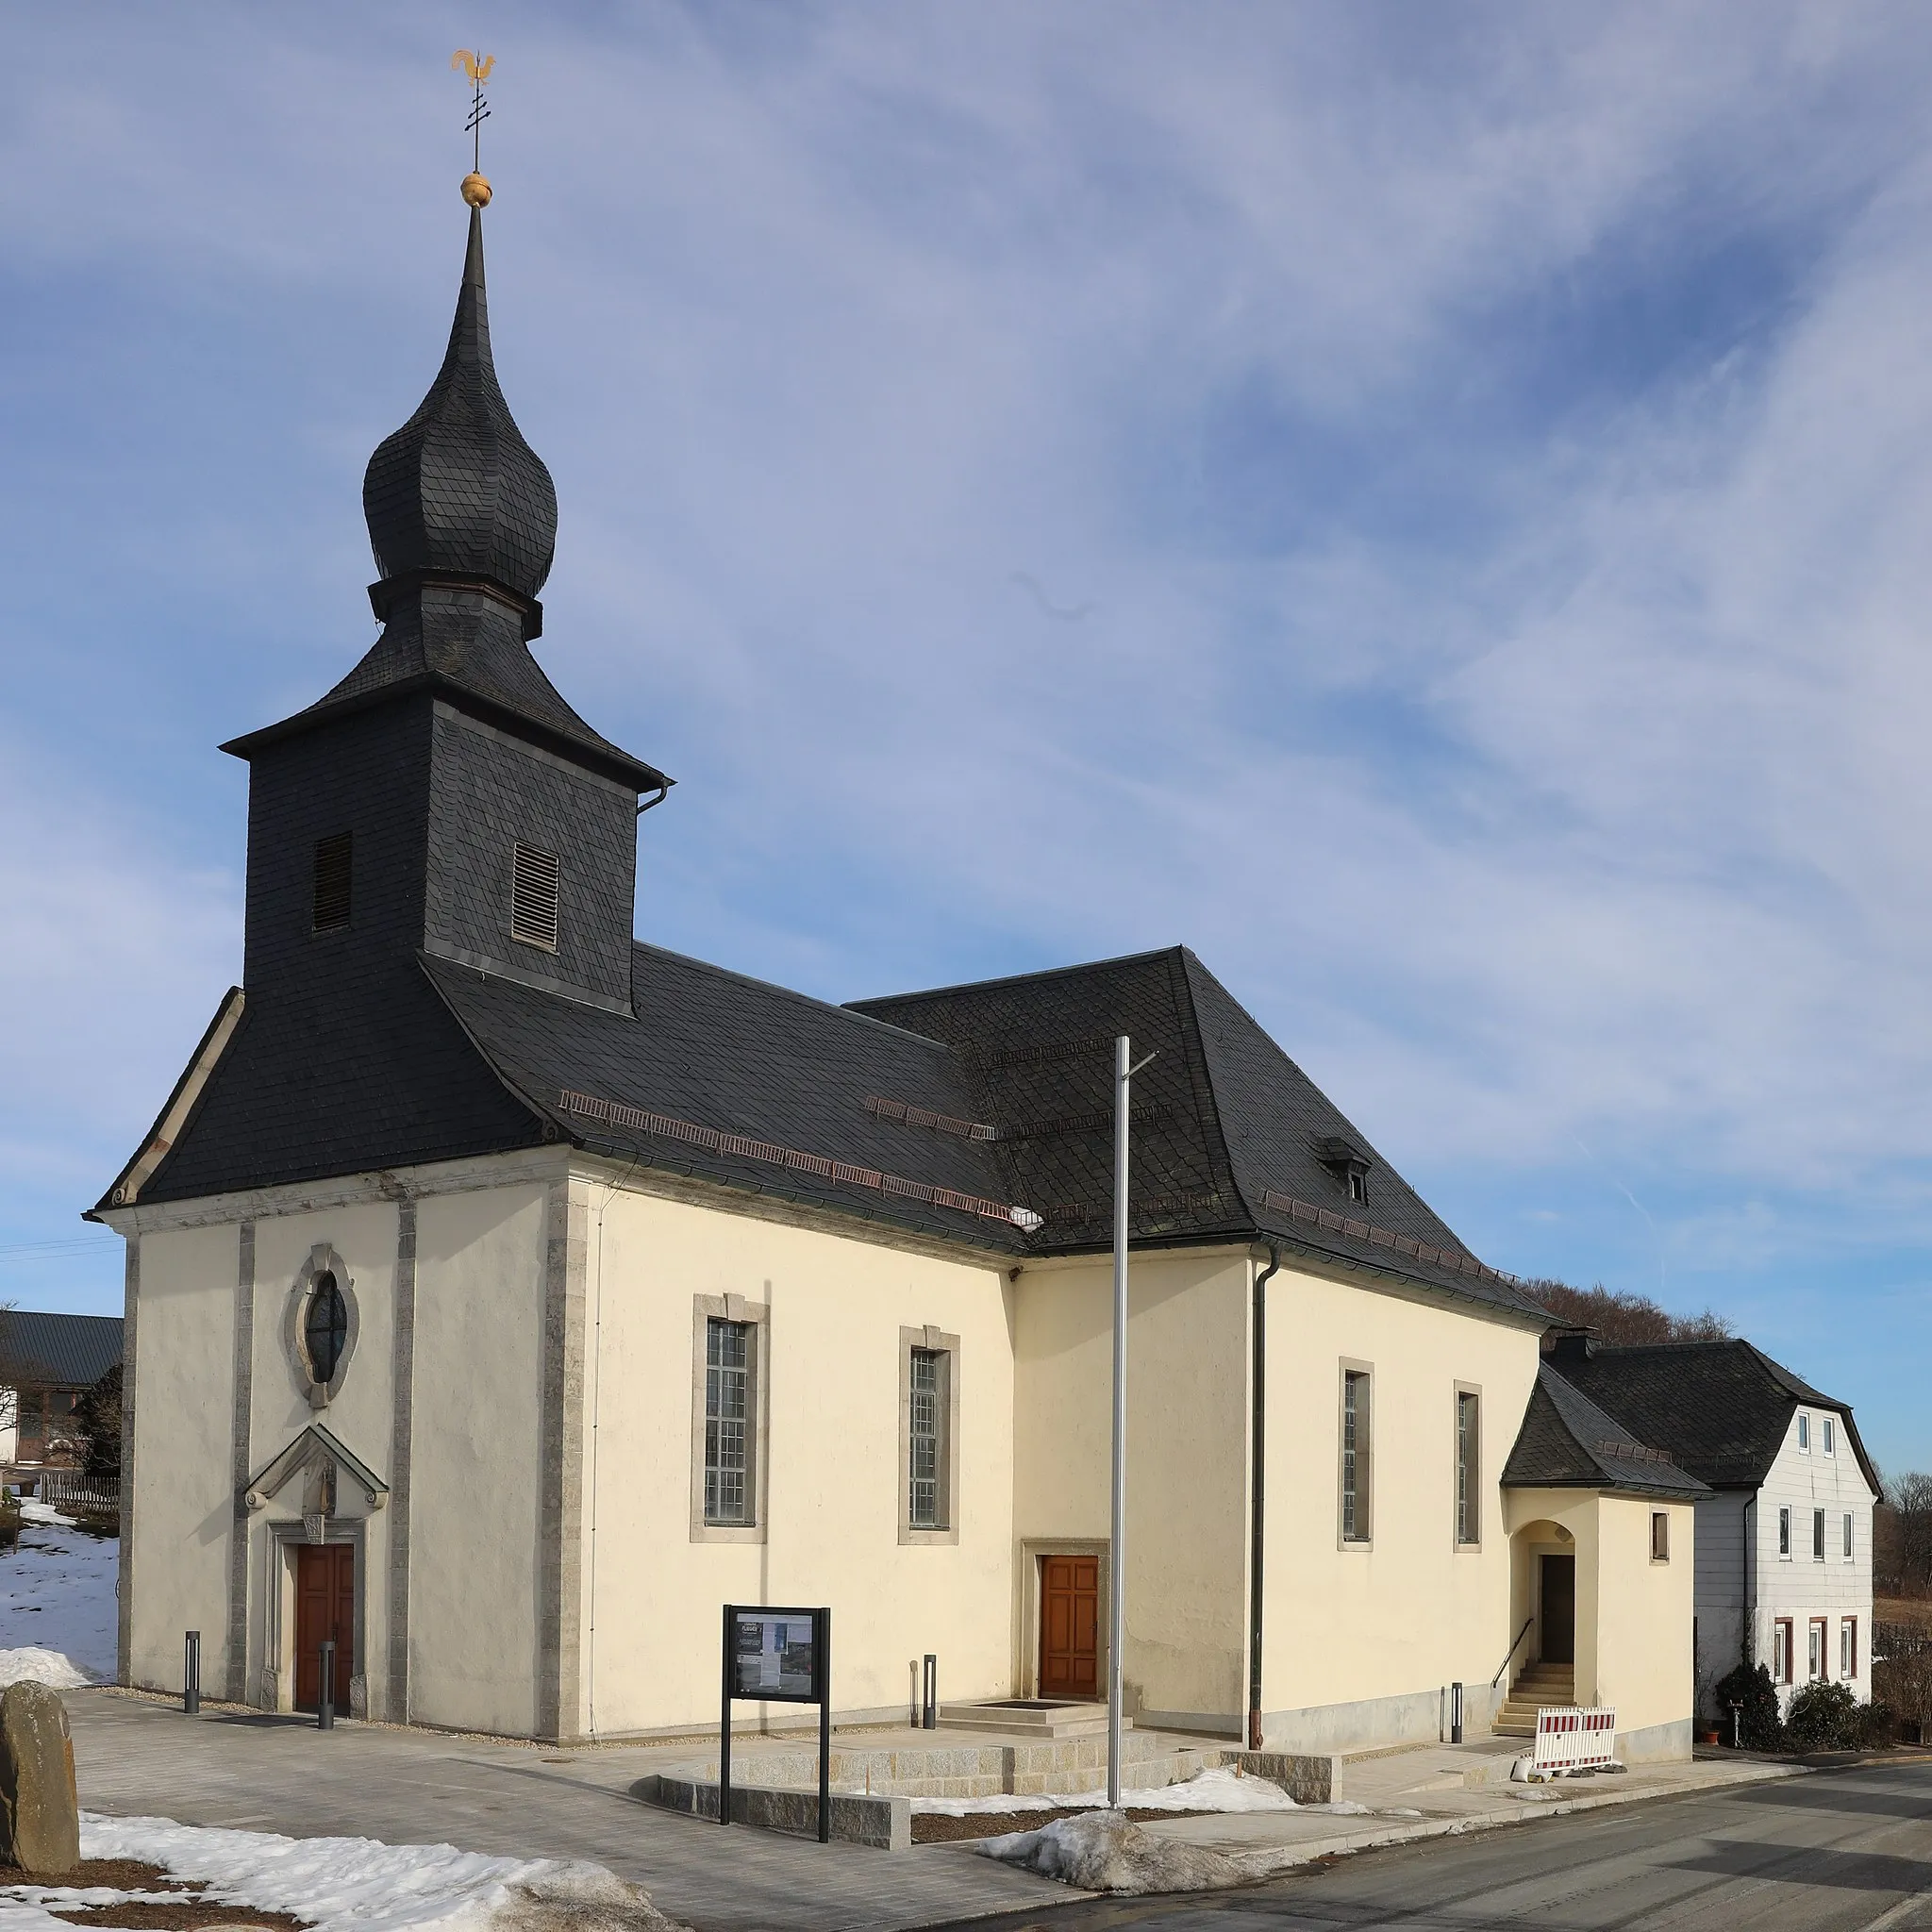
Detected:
[{"left": 453, "top": 49, "right": 495, "bottom": 207}]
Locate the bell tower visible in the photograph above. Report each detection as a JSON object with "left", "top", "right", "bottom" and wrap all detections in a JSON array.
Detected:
[{"left": 222, "top": 193, "right": 668, "bottom": 1023}]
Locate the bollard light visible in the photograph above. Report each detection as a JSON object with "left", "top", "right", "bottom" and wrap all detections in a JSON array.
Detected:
[
  {"left": 183, "top": 1631, "right": 201, "bottom": 1716},
  {"left": 318, "top": 1640, "right": 336, "bottom": 1731}
]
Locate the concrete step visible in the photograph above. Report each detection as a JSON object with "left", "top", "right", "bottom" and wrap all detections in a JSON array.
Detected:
[
  {"left": 937, "top": 1699, "right": 1124, "bottom": 1739},
  {"left": 674, "top": 1730, "right": 1216, "bottom": 1799}
]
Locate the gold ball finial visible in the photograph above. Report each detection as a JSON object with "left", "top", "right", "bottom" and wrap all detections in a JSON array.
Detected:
[{"left": 460, "top": 172, "right": 492, "bottom": 208}]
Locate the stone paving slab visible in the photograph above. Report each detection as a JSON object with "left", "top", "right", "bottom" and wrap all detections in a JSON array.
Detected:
[{"left": 60, "top": 1690, "right": 1070, "bottom": 1932}]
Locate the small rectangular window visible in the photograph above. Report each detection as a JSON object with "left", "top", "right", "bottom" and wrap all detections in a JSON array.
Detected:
[
  {"left": 1651, "top": 1511, "right": 1670, "bottom": 1561},
  {"left": 1774, "top": 1619, "right": 1792, "bottom": 1683},
  {"left": 312, "top": 831, "right": 352, "bottom": 931},
  {"left": 1797, "top": 1412, "right": 1810, "bottom": 1451},
  {"left": 1813, "top": 1507, "right": 1825, "bottom": 1560},
  {"left": 1779, "top": 1506, "right": 1791, "bottom": 1557},
  {"left": 1823, "top": 1416, "right": 1836, "bottom": 1455},
  {"left": 1844, "top": 1512, "right": 1854, "bottom": 1559},
  {"left": 1842, "top": 1619, "right": 1857, "bottom": 1678},
  {"left": 1347, "top": 1169, "right": 1367, "bottom": 1205},
  {"left": 1341, "top": 1368, "right": 1373, "bottom": 1543},
  {"left": 510, "top": 841, "right": 560, "bottom": 951},
  {"left": 908, "top": 1349, "right": 946, "bottom": 1529},
  {"left": 1455, "top": 1390, "right": 1479, "bottom": 1545},
  {"left": 1809, "top": 1618, "right": 1826, "bottom": 1680},
  {"left": 704, "top": 1318, "right": 755, "bottom": 1526}
]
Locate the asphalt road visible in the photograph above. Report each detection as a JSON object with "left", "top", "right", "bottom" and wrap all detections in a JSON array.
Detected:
[{"left": 950, "top": 1761, "right": 1932, "bottom": 1932}]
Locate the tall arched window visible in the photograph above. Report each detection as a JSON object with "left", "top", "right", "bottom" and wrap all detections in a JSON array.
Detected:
[{"left": 306, "top": 1272, "right": 349, "bottom": 1385}]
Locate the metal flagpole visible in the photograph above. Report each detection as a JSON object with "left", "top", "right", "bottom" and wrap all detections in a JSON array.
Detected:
[{"left": 1108, "top": 1034, "right": 1130, "bottom": 1808}]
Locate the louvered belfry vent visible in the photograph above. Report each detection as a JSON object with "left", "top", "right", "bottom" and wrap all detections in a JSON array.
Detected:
[
  {"left": 510, "top": 841, "right": 561, "bottom": 951},
  {"left": 311, "top": 832, "right": 352, "bottom": 932}
]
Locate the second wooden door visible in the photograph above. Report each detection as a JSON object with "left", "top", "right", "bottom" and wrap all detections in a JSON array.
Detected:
[{"left": 1039, "top": 1554, "right": 1099, "bottom": 1699}]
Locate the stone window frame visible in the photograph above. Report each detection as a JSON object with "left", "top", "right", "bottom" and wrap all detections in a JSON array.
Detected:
[
  {"left": 689, "top": 1293, "right": 769, "bottom": 1544},
  {"left": 282, "top": 1245, "right": 360, "bottom": 1410},
  {"left": 898, "top": 1324, "right": 961, "bottom": 1546},
  {"left": 1338, "top": 1357, "right": 1374, "bottom": 1550},
  {"left": 1452, "top": 1382, "right": 1482, "bottom": 1550}
]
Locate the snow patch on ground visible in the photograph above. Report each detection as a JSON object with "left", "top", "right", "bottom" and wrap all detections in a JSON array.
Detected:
[
  {"left": 977, "top": 1811, "right": 1247, "bottom": 1892},
  {"left": 912, "top": 1764, "right": 1298, "bottom": 1817},
  {"left": 0, "top": 1646, "right": 95, "bottom": 1689},
  {"left": 0, "top": 1505, "right": 115, "bottom": 1681},
  {"left": 74, "top": 1815, "right": 689, "bottom": 1932}
]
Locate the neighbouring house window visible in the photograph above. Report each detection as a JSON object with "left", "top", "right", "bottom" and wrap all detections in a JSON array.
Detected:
[
  {"left": 1347, "top": 1168, "right": 1367, "bottom": 1205},
  {"left": 312, "top": 831, "right": 352, "bottom": 931},
  {"left": 1844, "top": 1512, "right": 1855, "bottom": 1559},
  {"left": 1651, "top": 1511, "right": 1670, "bottom": 1562},
  {"left": 1798, "top": 1412, "right": 1810, "bottom": 1451},
  {"left": 1779, "top": 1507, "right": 1792, "bottom": 1558},
  {"left": 1341, "top": 1367, "right": 1373, "bottom": 1543},
  {"left": 1842, "top": 1619, "right": 1857, "bottom": 1678},
  {"left": 1774, "top": 1620, "right": 1792, "bottom": 1683},
  {"left": 1813, "top": 1507, "right": 1826, "bottom": 1561},
  {"left": 705, "top": 1319, "right": 754, "bottom": 1526},
  {"left": 1455, "top": 1390, "right": 1480, "bottom": 1545},
  {"left": 305, "top": 1272, "right": 349, "bottom": 1384},
  {"left": 1823, "top": 1416, "right": 1836, "bottom": 1455},
  {"left": 908, "top": 1350, "right": 944, "bottom": 1529},
  {"left": 509, "top": 841, "right": 561, "bottom": 951},
  {"left": 1809, "top": 1618, "right": 1826, "bottom": 1680}
]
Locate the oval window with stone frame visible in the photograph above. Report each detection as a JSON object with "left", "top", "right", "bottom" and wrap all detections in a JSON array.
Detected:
[{"left": 306, "top": 1272, "right": 349, "bottom": 1385}]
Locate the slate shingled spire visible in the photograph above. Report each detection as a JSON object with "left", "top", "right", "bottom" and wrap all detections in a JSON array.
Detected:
[
  {"left": 224, "top": 206, "right": 664, "bottom": 791},
  {"left": 363, "top": 206, "right": 558, "bottom": 604}
]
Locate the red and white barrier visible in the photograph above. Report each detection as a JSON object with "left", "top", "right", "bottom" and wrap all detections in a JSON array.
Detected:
[{"left": 1531, "top": 1706, "right": 1618, "bottom": 1774}]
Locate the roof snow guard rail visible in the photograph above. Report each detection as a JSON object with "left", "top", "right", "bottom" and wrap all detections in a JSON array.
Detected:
[
  {"left": 558, "top": 1090, "right": 1043, "bottom": 1233},
  {"left": 864, "top": 1094, "right": 999, "bottom": 1141},
  {"left": 1257, "top": 1187, "right": 1522, "bottom": 1288}
]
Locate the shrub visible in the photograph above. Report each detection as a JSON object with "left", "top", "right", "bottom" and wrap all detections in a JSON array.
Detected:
[
  {"left": 1713, "top": 1660, "right": 1784, "bottom": 1749},
  {"left": 1786, "top": 1680, "right": 1862, "bottom": 1752}
]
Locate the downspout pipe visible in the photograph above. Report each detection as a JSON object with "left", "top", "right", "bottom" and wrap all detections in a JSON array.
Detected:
[{"left": 1248, "top": 1241, "right": 1281, "bottom": 1751}]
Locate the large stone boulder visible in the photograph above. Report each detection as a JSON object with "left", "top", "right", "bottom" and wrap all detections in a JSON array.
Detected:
[{"left": 0, "top": 1681, "right": 79, "bottom": 1874}]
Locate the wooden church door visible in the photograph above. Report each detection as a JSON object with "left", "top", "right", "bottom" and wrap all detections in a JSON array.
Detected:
[{"left": 294, "top": 1544, "right": 355, "bottom": 1710}]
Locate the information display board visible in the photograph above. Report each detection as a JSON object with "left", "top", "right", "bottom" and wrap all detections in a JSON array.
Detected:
[
  {"left": 720, "top": 1604, "right": 831, "bottom": 1842},
  {"left": 729, "top": 1608, "right": 822, "bottom": 1703}
]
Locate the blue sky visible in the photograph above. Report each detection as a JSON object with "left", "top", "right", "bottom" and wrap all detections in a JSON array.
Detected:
[{"left": 4, "top": 4, "right": 1931, "bottom": 1474}]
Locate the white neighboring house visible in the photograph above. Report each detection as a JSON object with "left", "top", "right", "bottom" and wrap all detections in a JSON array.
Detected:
[{"left": 1543, "top": 1334, "right": 1879, "bottom": 1715}]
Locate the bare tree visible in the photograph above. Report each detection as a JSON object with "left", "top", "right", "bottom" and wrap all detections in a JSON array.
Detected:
[
  {"left": 1525, "top": 1279, "right": 1734, "bottom": 1347},
  {"left": 1890, "top": 1472, "right": 1932, "bottom": 1596}
]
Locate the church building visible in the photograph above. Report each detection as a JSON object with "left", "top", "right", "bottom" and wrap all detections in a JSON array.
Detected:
[{"left": 92, "top": 186, "right": 1709, "bottom": 1764}]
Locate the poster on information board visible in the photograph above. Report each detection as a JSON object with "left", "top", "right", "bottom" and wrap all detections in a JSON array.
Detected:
[{"left": 729, "top": 1607, "right": 822, "bottom": 1703}]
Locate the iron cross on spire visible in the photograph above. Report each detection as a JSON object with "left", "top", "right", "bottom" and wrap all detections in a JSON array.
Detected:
[{"left": 452, "top": 49, "right": 495, "bottom": 206}]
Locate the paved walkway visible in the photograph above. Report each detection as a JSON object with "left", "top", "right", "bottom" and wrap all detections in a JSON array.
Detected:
[
  {"left": 62, "top": 1690, "right": 1060, "bottom": 1932},
  {"left": 64, "top": 1688, "right": 1811, "bottom": 1928}
]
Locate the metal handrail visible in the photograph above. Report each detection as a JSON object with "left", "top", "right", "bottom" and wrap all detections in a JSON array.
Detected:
[{"left": 1491, "top": 1616, "right": 1534, "bottom": 1689}]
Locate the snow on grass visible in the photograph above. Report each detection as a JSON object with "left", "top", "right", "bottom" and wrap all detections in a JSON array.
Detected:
[
  {"left": 0, "top": 1504, "right": 115, "bottom": 1682},
  {"left": 75, "top": 1814, "right": 687, "bottom": 1932},
  {"left": 911, "top": 1765, "right": 1299, "bottom": 1816}
]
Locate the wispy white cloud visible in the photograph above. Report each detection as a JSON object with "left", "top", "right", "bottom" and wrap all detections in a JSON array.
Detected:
[{"left": 2, "top": 3, "right": 1931, "bottom": 1455}]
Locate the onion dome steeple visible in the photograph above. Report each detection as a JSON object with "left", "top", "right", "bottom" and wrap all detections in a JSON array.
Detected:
[
  {"left": 224, "top": 192, "right": 665, "bottom": 796},
  {"left": 362, "top": 204, "right": 558, "bottom": 611}
]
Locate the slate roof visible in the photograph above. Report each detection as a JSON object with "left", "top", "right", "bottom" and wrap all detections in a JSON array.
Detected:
[
  {"left": 1502, "top": 1361, "right": 1708, "bottom": 1499},
  {"left": 852, "top": 947, "right": 1550, "bottom": 1317},
  {"left": 120, "top": 938, "right": 1546, "bottom": 1322},
  {"left": 1540, "top": 1338, "right": 1880, "bottom": 1495},
  {"left": 0, "top": 1312, "right": 124, "bottom": 1391}
]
